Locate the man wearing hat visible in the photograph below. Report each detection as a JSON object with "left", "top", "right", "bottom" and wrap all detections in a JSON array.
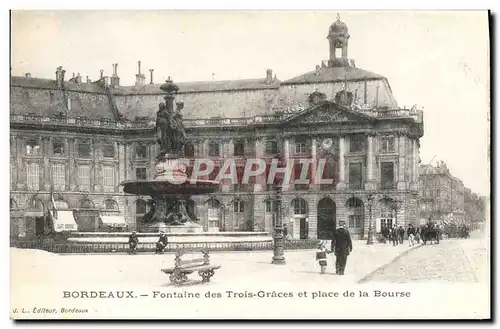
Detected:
[
  {"left": 155, "top": 232, "right": 168, "bottom": 254},
  {"left": 128, "top": 231, "right": 139, "bottom": 253},
  {"left": 331, "top": 220, "right": 353, "bottom": 275}
]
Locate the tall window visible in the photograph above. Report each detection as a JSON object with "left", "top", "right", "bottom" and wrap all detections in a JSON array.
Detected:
[
  {"left": 292, "top": 198, "right": 308, "bottom": 215},
  {"left": 102, "top": 143, "right": 115, "bottom": 158},
  {"left": 347, "top": 198, "right": 363, "bottom": 229},
  {"left": 348, "top": 162, "right": 363, "bottom": 190},
  {"left": 295, "top": 137, "right": 307, "bottom": 154},
  {"left": 380, "top": 162, "right": 394, "bottom": 190},
  {"left": 53, "top": 140, "right": 65, "bottom": 156},
  {"left": 26, "top": 139, "right": 41, "bottom": 156},
  {"left": 381, "top": 136, "right": 395, "bottom": 153},
  {"left": 26, "top": 162, "right": 39, "bottom": 190},
  {"left": 78, "top": 141, "right": 91, "bottom": 158},
  {"left": 265, "top": 200, "right": 279, "bottom": 213},
  {"left": 380, "top": 199, "right": 394, "bottom": 230},
  {"left": 103, "top": 166, "right": 115, "bottom": 188},
  {"left": 136, "top": 144, "right": 147, "bottom": 159},
  {"left": 136, "top": 168, "right": 147, "bottom": 180},
  {"left": 265, "top": 140, "right": 278, "bottom": 155},
  {"left": 234, "top": 140, "right": 245, "bottom": 156},
  {"left": 209, "top": 142, "right": 220, "bottom": 157},
  {"left": 207, "top": 199, "right": 220, "bottom": 217},
  {"left": 78, "top": 164, "right": 91, "bottom": 191},
  {"left": 294, "top": 162, "right": 310, "bottom": 191},
  {"left": 51, "top": 163, "right": 66, "bottom": 191},
  {"left": 350, "top": 135, "right": 365, "bottom": 153},
  {"left": 233, "top": 200, "right": 244, "bottom": 213}
]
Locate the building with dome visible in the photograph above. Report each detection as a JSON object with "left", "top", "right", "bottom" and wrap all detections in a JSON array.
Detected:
[{"left": 10, "top": 16, "right": 424, "bottom": 240}]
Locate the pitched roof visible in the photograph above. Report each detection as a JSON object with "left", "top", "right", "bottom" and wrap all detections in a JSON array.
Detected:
[
  {"left": 10, "top": 76, "right": 116, "bottom": 120},
  {"left": 114, "top": 77, "right": 281, "bottom": 95},
  {"left": 282, "top": 66, "right": 385, "bottom": 85}
]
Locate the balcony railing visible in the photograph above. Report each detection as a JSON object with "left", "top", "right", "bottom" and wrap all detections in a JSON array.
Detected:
[{"left": 10, "top": 106, "right": 420, "bottom": 130}]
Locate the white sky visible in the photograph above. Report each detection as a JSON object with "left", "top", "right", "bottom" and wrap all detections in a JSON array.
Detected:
[{"left": 10, "top": 10, "right": 490, "bottom": 195}]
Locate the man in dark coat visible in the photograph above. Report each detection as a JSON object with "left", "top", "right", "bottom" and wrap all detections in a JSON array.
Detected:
[
  {"left": 398, "top": 226, "right": 405, "bottom": 244},
  {"left": 155, "top": 232, "right": 168, "bottom": 254},
  {"left": 391, "top": 225, "right": 399, "bottom": 246},
  {"left": 331, "top": 220, "right": 353, "bottom": 275},
  {"left": 128, "top": 231, "right": 139, "bottom": 253}
]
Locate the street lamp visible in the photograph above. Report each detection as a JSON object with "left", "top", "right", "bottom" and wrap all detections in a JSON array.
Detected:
[
  {"left": 272, "top": 151, "right": 286, "bottom": 265},
  {"left": 392, "top": 199, "right": 403, "bottom": 226},
  {"left": 366, "top": 193, "right": 375, "bottom": 245}
]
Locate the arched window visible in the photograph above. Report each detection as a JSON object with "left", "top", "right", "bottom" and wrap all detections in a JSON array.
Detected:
[
  {"left": 30, "top": 198, "right": 44, "bottom": 211},
  {"left": 292, "top": 198, "right": 308, "bottom": 215},
  {"left": 105, "top": 199, "right": 118, "bottom": 210},
  {"left": 79, "top": 199, "right": 94, "bottom": 209},
  {"left": 379, "top": 198, "right": 394, "bottom": 230}
]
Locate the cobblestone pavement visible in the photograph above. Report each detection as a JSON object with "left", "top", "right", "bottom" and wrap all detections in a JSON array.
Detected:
[{"left": 362, "top": 233, "right": 489, "bottom": 283}]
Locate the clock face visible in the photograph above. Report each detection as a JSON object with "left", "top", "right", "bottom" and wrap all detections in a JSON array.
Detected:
[{"left": 322, "top": 138, "right": 333, "bottom": 149}]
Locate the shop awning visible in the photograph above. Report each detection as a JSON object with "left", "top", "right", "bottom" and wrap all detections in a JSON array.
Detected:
[
  {"left": 100, "top": 215, "right": 127, "bottom": 228},
  {"left": 51, "top": 210, "right": 78, "bottom": 232}
]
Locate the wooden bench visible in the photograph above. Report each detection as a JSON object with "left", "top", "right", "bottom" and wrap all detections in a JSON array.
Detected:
[{"left": 161, "top": 249, "right": 221, "bottom": 285}]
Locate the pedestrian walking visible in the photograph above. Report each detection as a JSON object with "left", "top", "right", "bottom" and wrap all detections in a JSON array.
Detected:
[
  {"left": 331, "top": 220, "right": 352, "bottom": 275},
  {"left": 407, "top": 224, "right": 416, "bottom": 247},
  {"left": 391, "top": 225, "right": 399, "bottom": 246},
  {"left": 315, "top": 242, "right": 328, "bottom": 274},
  {"left": 398, "top": 226, "right": 405, "bottom": 244}
]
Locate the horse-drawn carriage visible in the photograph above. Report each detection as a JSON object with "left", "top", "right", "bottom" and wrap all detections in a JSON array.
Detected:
[{"left": 420, "top": 220, "right": 440, "bottom": 245}]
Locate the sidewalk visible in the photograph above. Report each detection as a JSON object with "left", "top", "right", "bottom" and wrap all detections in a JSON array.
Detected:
[{"left": 11, "top": 240, "right": 421, "bottom": 288}]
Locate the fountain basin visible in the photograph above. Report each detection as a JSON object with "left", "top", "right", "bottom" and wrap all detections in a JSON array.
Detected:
[{"left": 121, "top": 179, "right": 220, "bottom": 196}]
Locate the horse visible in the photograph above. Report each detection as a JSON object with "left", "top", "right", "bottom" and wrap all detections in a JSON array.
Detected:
[{"left": 421, "top": 224, "right": 440, "bottom": 245}]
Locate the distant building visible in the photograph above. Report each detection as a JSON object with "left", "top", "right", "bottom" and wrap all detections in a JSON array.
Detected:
[
  {"left": 10, "top": 16, "right": 424, "bottom": 240},
  {"left": 419, "top": 161, "right": 467, "bottom": 223}
]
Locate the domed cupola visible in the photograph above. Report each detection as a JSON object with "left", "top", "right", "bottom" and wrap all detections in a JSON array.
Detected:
[{"left": 327, "top": 14, "right": 350, "bottom": 67}]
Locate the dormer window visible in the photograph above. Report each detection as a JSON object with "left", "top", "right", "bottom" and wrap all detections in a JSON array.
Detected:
[{"left": 78, "top": 141, "right": 91, "bottom": 158}]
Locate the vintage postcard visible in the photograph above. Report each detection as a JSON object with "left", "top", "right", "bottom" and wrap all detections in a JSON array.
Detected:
[{"left": 9, "top": 10, "right": 490, "bottom": 320}]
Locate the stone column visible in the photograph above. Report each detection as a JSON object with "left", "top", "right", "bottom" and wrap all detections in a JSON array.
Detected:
[
  {"left": 15, "top": 137, "right": 25, "bottom": 190},
  {"left": 91, "top": 140, "right": 97, "bottom": 192},
  {"left": 69, "top": 138, "right": 77, "bottom": 191},
  {"left": 410, "top": 138, "right": 419, "bottom": 191},
  {"left": 336, "top": 135, "right": 346, "bottom": 190},
  {"left": 42, "top": 137, "right": 50, "bottom": 191},
  {"left": 118, "top": 141, "right": 125, "bottom": 192},
  {"left": 310, "top": 137, "right": 317, "bottom": 190},
  {"left": 254, "top": 137, "right": 265, "bottom": 192},
  {"left": 397, "top": 134, "right": 406, "bottom": 190},
  {"left": 282, "top": 137, "right": 290, "bottom": 192},
  {"left": 222, "top": 138, "right": 234, "bottom": 193},
  {"left": 365, "top": 133, "right": 376, "bottom": 190}
]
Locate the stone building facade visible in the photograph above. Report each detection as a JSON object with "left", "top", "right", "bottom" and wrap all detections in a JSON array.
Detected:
[
  {"left": 419, "top": 161, "right": 466, "bottom": 223},
  {"left": 10, "top": 17, "right": 424, "bottom": 239}
]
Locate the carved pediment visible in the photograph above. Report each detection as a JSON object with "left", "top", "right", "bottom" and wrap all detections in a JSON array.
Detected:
[
  {"left": 302, "top": 107, "right": 351, "bottom": 123},
  {"left": 287, "top": 102, "right": 374, "bottom": 124}
]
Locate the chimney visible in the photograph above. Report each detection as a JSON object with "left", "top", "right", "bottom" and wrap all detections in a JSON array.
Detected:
[
  {"left": 135, "top": 60, "right": 146, "bottom": 87},
  {"left": 100, "top": 70, "right": 104, "bottom": 80},
  {"left": 86, "top": 75, "right": 90, "bottom": 83},
  {"left": 149, "top": 69, "right": 154, "bottom": 84},
  {"left": 71, "top": 72, "right": 76, "bottom": 81},
  {"left": 76, "top": 73, "right": 82, "bottom": 84},
  {"left": 110, "top": 63, "right": 120, "bottom": 87},
  {"left": 266, "top": 69, "right": 273, "bottom": 84},
  {"left": 56, "top": 66, "right": 65, "bottom": 88},
  {"left": 315, "top": 65, "right": 321, "bottom": 76},
  {"left": 25, "top": 73, "right": 31, "bottom": 78}
]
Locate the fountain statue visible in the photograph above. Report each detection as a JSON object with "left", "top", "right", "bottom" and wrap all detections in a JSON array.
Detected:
[{"left": 121, "top": 77, "right": 219, "bottom": 233}]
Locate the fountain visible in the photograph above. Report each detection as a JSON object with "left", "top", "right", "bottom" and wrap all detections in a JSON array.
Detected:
[
  {"left": 120, "top": 77, "right": 219, "bottom": 234},
  {"left": 66, "top": 77, "right": 272, "bottom": 247}
]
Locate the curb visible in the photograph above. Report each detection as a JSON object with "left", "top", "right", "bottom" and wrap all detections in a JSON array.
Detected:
[{"left": 356, "top": 243, "right": 424, "bottom": 284}]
